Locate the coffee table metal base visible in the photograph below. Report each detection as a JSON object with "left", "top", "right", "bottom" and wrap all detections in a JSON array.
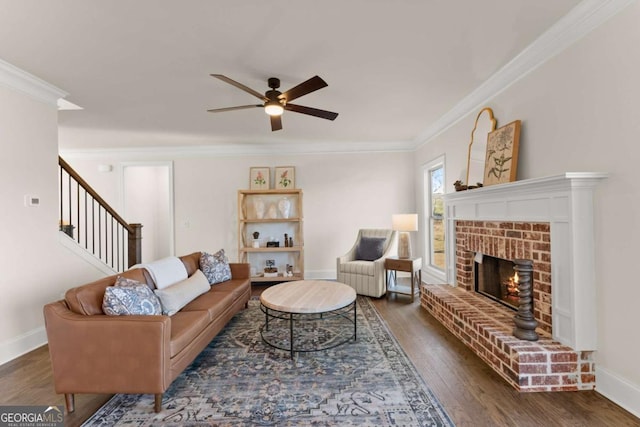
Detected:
[{"left": 259, "top": 301, "right": 357, "bottom": 359}]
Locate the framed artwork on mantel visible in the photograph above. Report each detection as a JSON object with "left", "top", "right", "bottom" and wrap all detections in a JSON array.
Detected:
[
  {"left": 483, "top": 120, "right": 521, "bottom": 187},
  {"left": 275, "top": 166, "right": 295, "bottom": 189},
  {"left": 249, "top": 167, "right": 270, "bottom": 190}
]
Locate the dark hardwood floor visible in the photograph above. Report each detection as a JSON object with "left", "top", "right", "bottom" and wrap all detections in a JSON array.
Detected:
[{"left": 1, "top": 286, "right": 638, "bottom": 426}]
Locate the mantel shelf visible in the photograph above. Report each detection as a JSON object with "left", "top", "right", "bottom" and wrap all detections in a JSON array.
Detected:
[{"left": 445, "top": 172, "right": 608, "bottom": 204}]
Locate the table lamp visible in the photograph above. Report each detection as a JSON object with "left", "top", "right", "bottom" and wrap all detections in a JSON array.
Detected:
[{"left": 392, "top": 214, "right": 418, "bottom": 259}]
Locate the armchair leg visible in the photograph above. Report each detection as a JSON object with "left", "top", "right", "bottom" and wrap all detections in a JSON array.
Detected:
[
  {"left": 64, "top": 393, "right": 75, "bottom": 413},
  {"left": 154, "top": 393, "right": 163, "bottom": 412}
]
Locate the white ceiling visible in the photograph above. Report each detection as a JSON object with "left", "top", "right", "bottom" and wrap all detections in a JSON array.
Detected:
[{"left": 0, "top": 0, "right": 582, "bottom": 152}]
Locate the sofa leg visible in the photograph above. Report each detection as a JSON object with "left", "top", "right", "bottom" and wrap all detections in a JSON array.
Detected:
[
  {"left": 64, "top": 394, "right": 75, "bottom": 413},
  {"left": 154, "top": 394, "right": 163, "bottom": 412}
]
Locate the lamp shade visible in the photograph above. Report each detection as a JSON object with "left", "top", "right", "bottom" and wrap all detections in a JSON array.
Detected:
[{"left": 392, "top": 214, "right": 418, "bottom": 232}]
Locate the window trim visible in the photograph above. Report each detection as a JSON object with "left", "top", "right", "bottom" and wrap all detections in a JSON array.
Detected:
[{"left": 422, "top": 155, "right": 447, "bottom": 284}]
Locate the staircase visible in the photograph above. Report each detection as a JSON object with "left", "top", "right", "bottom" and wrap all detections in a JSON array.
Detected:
[{"left": 58, "top": 157, "right": 142, "bottom": 272}]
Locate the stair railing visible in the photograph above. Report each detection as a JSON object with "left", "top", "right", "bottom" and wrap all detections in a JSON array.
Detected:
[{"left": 58, "top": 157, "right": 142, "bottom": 271}]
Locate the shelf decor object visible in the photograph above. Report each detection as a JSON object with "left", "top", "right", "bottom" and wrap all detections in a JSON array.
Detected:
[
  {"left": 465, "top": 107, "right": 496, "bottom": 190},
  {"left": 238, "top": 188, "right": 304, "bottom": 283},
  {"left": 250, "top": 167, "right": 270, "bottom": 190},
  {"left": 275, "top": 166, "right": 295, "bottom": 189},
  {"left": 483, "top": 120, "right": 521, "bottom": 187},
  {"left": 392, "top": 214, "right": 418, "bottom": 259},
  {"left": 278, "top": 197, "right": 291, "bottom": 218}
]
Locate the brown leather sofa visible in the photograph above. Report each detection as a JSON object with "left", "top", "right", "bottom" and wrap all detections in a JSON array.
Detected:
[{"left": 43, "top": 252, "right": 251, "bottom": 413}]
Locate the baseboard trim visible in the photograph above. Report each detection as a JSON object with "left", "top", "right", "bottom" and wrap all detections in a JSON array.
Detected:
[
  {"left": 304, "top": 270, "right": 335, "bottom": 280},
  {"left": 596, "top": 365, "right": 640, "bottom": 418},
  {"left": 0, "top": 326, "right": 46, "bottom": 366}
]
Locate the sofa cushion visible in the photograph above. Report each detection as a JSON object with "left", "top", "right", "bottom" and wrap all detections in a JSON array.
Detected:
[
  {"left": 181, "top": 289, "right": 237, "bottom": 322},
  {"left": 208, "top": 279, "right": 251, "bottom": 299},
  {"left": 169, "top": 310, "right": 211, "bottom": 358},
  {"left": 200, "top": 249, "right": 232, "bottom": 285},
  {"left": 356, "top": 237, "right": 386, "bottom": 261},
  {"left": 154, "top": 270, "right": 211, "bottom": 316},
  {"left": 102, "top": 276, "right": 162, "bottom": 316},
  {"left": 339, "top": 260, "right": 375, "bottom": 276}
]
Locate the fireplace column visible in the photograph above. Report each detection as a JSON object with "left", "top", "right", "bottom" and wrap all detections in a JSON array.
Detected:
[{"left": 513, "top": 259, "right": 539, "bottom": 341}]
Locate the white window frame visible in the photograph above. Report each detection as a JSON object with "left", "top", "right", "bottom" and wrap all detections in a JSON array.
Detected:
[{"left": 422, "top": 155, "right": 447, "bottom": 284}]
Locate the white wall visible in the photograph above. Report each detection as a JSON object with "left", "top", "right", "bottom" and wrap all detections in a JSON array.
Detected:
[
  {"left": 65, "top": 150, "right": 416, "bottom": 278},
  {"left": 415, "top": 2, "right": 640, "bottom": 415},
  {"left": 0, "top": 83, "right": 112, "bottom": 365},
  {"left": 123, "top": 164, "right": 173, "bottom": 262}
]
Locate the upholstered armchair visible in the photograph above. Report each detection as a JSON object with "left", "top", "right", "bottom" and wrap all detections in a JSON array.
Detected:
[{"left": 337, "top": 229, "right": 398, "bottom": 297}]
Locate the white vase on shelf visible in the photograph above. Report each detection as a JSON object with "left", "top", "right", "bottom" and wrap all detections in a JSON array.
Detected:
[
  {"left": 267, "top": 203, "right": 277, "bottom": 219},
  {"left": 278, "top": 197, "right": 291, "bottom": 219},
  {"left": 254, "top": 198, "right": 265, "bottom": 219}
]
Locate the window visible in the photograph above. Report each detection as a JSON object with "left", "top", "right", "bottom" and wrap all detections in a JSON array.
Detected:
[{"left": 423, "top": 157, "right": 445, "bottom": 278}]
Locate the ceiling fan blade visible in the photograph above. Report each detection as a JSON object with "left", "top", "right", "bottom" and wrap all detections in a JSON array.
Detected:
[
  {"left": 279, "top": 75, "right": 328, "bottom": 102},
  {"left": 210, "top": 74, "right": 268, "bottom": 101},
  {"left": 270, "top": 115, "right": 283, "bottom": 131},
  {"left": 284, "top": 103, "right": 339, "bottom": 121},
  {"left": 207, "top": 104, "right": 262, "bottom": 113}
]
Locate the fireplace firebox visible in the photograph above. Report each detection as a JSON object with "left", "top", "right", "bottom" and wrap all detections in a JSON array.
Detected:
[{"left": 474, "top": 254, "right": 519, "bottom": 311}]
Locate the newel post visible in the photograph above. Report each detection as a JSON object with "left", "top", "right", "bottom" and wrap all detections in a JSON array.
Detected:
[
  {"left": 128, "top": 223, "right": 143, "bottom": 268},
  {"left": 513, "top": 259, "right": 539, "bottom": 341}
]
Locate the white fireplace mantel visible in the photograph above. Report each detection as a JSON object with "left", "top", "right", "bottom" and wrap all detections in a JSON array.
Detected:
[{"left": 443, "top": 172, "right": 608, "bottom": 351}]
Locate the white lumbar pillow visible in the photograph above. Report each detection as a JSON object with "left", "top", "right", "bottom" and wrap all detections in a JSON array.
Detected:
[{"left": 154, "top": 269, "right": 210, "bottom": 316}]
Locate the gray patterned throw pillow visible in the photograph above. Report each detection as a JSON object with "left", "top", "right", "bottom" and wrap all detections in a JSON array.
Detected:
[
  {"left": 102, "top": 276, "right": 162, "bottom": 316},
  {"left": 200, "top": 249, "right": 232, "bottom": 285}
]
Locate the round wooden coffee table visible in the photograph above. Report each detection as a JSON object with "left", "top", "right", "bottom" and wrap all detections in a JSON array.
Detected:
[{"left": 259, "top": 280, "right": 357, "bottom": 358}]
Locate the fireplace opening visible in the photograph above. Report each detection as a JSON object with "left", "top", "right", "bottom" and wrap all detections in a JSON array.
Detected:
[{"left": 474, "top": 253, "right": 519, "bottom": 311}]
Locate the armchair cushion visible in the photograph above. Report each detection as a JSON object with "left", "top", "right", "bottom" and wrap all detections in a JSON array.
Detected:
[
  {"left": 339, "top": 260, "right": 375, "bottom": 276},
  {"left": 356, "top": 237, "right": 386, "bottom": 261}
]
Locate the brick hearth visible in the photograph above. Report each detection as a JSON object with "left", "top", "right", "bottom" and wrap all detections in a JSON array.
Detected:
[{"left": 421, "top": 284, "right": 595, "bottom": 392}]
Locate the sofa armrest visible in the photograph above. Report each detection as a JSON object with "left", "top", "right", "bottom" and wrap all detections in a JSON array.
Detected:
[
  {"left": 44, "top": 301, "right": 172, "bottom": 394},
  {"left": 229, "top": 263, "right": 250, "bottom": 280}
]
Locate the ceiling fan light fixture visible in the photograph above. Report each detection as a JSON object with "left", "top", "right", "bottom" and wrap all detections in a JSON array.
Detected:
[{"left": 264, "top": 101, "right": 284, "bottom": 116}]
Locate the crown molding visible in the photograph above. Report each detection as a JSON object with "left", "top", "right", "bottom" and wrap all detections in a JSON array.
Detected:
[
  {"left": 0, "top": 58, "right": 67, "bottom": 106},
  {"left": 414, "top": 0, "right": 636, "bottom": 148},
  {"left": 59, "top": 139, "right": 416, "bottom": 160}
]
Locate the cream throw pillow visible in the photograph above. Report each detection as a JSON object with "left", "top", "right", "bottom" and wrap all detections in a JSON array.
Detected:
[{"left": 154, "top": 269, "right": 210, "bottom": 316}]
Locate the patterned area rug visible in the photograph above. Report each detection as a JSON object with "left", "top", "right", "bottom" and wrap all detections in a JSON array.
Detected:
[{"left": 82, "top": 297, "right": 454, "bottom": 426}]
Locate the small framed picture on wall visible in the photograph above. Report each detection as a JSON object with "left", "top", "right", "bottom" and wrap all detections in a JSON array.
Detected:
[
  {"left": 275, "top": 166, "right": 295, "bottom": 189},
  {"left": 249, "top": 167, "right": 270, "bottom": 190}
]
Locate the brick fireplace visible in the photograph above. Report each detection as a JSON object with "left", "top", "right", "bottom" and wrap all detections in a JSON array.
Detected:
[
  {"left": 421, "top": 173, "right": 607, "bottom": 391},
  {"left": 456, "top": 220, "right": 552, "bottom": 334}
]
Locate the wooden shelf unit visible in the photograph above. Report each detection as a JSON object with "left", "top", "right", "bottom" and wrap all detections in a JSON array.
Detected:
[{"left": 238, "top": 189, "right": 304, "bottom": 282}]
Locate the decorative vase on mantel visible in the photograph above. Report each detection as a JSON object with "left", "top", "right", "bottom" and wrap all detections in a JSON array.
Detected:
[
  {"left": 278, "top": 197, "right": 291, "bottom": 219},
  {"left": 254, "top": 198, "right": 265, "bottom": 219}
]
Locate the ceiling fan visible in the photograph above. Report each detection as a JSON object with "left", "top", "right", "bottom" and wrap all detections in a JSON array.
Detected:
[{"left": 207, "top": 74, "right": 338, "bottom": 131}]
